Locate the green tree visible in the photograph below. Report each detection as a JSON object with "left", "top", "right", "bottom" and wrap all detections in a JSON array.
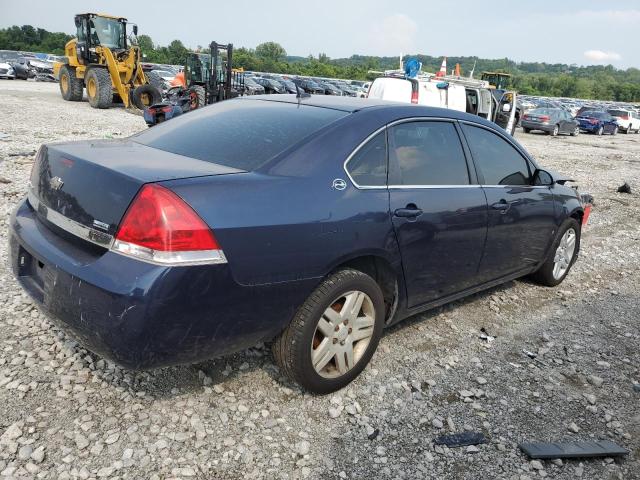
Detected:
[{"left": 255, "top": 42, "right": 286, "bottom": 62}]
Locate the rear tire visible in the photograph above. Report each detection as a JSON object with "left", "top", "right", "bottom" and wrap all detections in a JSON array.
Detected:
[
  {"left": 59, "top": 65, "right": 83, "bottom": 101},
  {"left": 551, "top": 124, "right": 559, "bottom": 136},
  {"left": 530, "top": 218, "right": 580, "bottom": 287},
  {"left": 272, "top": 269, "right": 385, "bottom": 394},
  {"left": 570, "top": 126, "right": 579, "bottom": 136},
  {"left": 523, "top": 128, "right": 531, "bottom": 134},
  {"left": 626, "top": 125, "right": 632, "bottom": 134},
  {"left": 131, "top": 84, "right": 163, "bottom": 110},
  {"left": 85, "top": 68, "right": 112, "bottom": 109},
  {"left": 612, "top": 126, "right": 618, "bottom": 136},
  {"left": 596, "top": 126, "right": 604, "bottom": 136}
]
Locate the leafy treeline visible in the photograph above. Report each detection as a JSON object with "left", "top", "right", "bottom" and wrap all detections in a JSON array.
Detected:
[
  {"left": 1, "top": 24, "right": 639, "bottom": 102},
  {"left": 0, "top": 25, "right": 72, "bottom": 54}
]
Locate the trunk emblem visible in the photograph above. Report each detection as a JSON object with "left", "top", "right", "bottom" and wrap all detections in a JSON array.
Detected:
[
  {"left": 92, "top": 220, "right": 110, "bottom": 232},
  {"left": 49, "top": 176, "right": 64, "bottom": 190}
]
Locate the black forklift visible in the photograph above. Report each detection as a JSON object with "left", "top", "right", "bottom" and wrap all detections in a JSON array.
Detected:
[{"left": 144, "top": 41, "right": 245, "bottom": 126}]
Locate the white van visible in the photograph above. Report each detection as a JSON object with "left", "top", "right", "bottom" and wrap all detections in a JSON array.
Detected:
[{"left": 368, "top": 75, "right": 519, "bottom": 135}]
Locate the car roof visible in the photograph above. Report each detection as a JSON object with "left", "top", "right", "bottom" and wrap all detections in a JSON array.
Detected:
[{"left": 245, "top": 95, "right": 502, "bottom": 126}]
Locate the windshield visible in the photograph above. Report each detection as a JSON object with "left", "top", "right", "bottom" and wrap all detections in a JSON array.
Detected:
[
  {"left": 90, "top": 17, "right": 126, "bottom": 49},
  {"left": 608, "top": 110, "right": 627, "bottom": 117}
]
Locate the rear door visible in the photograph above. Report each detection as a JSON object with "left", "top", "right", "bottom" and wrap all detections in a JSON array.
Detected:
[
  {"left": 388, "top": 120, "right": 488, "bottom": 307},
  {"left": 460, "top": 123, "right": 556, "bottom": 281}
]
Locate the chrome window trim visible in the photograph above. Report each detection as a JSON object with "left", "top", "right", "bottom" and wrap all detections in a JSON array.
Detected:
[
  {"left": 344, "top": 117, "right": 472, "bottom": 190},
  {"left": 388, "top": 185, "right": 482, "bottom": 189},
  {"left": 342, "top": 125, "right": 388, "bottom": 190},
  {"left": 27, "top": 189, "right": 114, "bottom": 248}
]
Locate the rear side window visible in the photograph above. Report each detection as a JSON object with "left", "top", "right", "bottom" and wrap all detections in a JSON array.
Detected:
[
  {"left": 346, "top": 132, "right": 387, "bottom": 186},
  {"left": 388, "top": 121, "right": 469, "bottom": 185},
  {"left": 134, "top": 100, "right": 347, "bottom": 170},
  {"left": 462, "top": 124, "right": 530, "bottom": 186}
]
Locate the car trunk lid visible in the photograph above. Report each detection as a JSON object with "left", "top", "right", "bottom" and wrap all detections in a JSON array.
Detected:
[{"left": 29, "top": 140, "right": 244, "bottom": 241}]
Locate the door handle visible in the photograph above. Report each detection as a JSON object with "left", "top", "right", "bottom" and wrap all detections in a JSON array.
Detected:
[
  {"left": 491, "top": 199, "right": 511, "bottom": 213},
  {"left": 394, "top": 205, "right": 423, "bottom": 218}
]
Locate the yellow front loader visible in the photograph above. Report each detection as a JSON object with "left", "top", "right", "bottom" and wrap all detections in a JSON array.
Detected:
[{"left": 53, "top": 13, "right": 161, "bottom": 109}]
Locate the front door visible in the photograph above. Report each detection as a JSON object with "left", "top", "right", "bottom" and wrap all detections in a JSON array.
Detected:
[
  {"left": 388, "top": 120, "right": 488, "bottom": 308},
  {"left": 460, "top": 123, "right": 556, "bottom": 281}
]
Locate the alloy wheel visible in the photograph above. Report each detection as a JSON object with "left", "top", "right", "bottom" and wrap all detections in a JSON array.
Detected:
[
  {"left": 311, "top": 290, "right": 375, "bottom": 378},
  {"left": 553, "top": 228, "right": 576, "bottom": 280}
]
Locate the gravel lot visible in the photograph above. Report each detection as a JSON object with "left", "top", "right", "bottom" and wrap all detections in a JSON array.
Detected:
[{"left": 0, "top": 81, "right": 638, "bottom": 480}]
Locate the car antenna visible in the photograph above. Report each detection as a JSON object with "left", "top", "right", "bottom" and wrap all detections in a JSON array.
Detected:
[{"left": 295, "top": 81, "right": 311, "bottom": 103}]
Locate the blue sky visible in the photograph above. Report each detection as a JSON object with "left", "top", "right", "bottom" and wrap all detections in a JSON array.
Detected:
[{"left": 1, "top": 0, "right": 639, "bottom": 68}]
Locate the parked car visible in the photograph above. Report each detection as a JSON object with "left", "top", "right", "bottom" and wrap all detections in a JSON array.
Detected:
[
  {"left": 253, "top": 77, "right": 285, "bottom": 94},
  {"left": 11, "top": 57, "right": 35, "bottom": 80},
  {"left": 521, "top": 108, "right": 579, "bottom": 136},
  {"left": 277, "top": 78, "right": 299, "bottom": 94},
  {"left": 9, "top": 97, "right": 587, "bottom": 394},
  {"left": 293, "top": 78, "right": 325, "bottom": 94},
  {"left": 242, "top": 76, "right": 265, "bottom": 95},
  {"left": 607, "top": 109, "right": 640, "bottom": 134},
  {"left": 0, "top": 62, "right": 15, "bottom": 79},
  {"left": 315, "top": 80, "right": 343, "bottom": 96},
  {"left": 576, "top": 111, "right": 619, "bottom": 135}
]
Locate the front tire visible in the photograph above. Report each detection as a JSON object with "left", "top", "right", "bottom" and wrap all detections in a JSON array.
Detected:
[
  {"left": 531, "top": 218, "right": 580, "bottom": 287},
  {"left": 85, "top": 68, "right": 112, "bottom": 109},
  {"left": 596, "top": 126, "right": 604, "bottom": 136},
  {"left": 523, "top": 128, "right": 531, "bottom": 134},
  {"left": 272, "top": 269, "right": 385, "bottom": 394},
  {"left": 551, "top": 124, "right": 559, "bottom": 136},
  {"left": 571, "top": 126, "right": 579, "bottom": 136}
]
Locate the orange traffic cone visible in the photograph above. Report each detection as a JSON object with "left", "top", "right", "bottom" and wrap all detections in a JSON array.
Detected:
[
  {"left": 455, "top": 63, "right": 461, "bottom": 76},
  {"left": 436, "top": 57, "right": 447, "bottom": 77}
]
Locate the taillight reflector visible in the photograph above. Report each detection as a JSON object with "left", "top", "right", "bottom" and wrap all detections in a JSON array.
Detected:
[{"left": 411, "top": 89, "right": 419, "bottom": 104}]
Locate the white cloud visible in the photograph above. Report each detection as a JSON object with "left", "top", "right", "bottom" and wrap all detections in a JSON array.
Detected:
[
  {"left": 366, "top": 14, "right": 418, "bottom": 57},
  {"left": 583, "top": 50, "right": 622, "bottom": 63},
  {"left": 577, "top": 9, "right": 640, "bottom": 23}
]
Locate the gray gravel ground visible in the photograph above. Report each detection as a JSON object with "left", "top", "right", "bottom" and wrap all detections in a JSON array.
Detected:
[{"left": 0, "top": 81, "right": 638, "bottom": 480}]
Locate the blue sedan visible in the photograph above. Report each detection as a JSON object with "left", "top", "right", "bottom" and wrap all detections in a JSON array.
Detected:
[
  {"left": 9, "top": 96, "right": 586, "bottom": 393},
  {"left": 576, "top": 110, "right": 619, "bottom": 135}
]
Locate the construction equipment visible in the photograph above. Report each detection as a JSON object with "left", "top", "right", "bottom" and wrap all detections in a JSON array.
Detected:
[
  {"left": 53, "top": 13, "right": 161, "bottom": 109},
  {"left": 179, "top": 42, "right": 245, "bottom": 109},
  {"left": 481, "top": 72, "right": 512, "bottom": 90},
  {"left": 144, "top": 41, "right": 244, "bottom": 126}
]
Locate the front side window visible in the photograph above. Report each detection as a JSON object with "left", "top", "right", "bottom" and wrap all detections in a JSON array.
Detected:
[
  {"left": 462, "top": 124, "right": 531, "bottom": 186},
  {"left": 346, "top": 131, "right": 387, "bottom": 187},
  {"left": 388, "top": 121, "right": 469, "bottom": 186}
]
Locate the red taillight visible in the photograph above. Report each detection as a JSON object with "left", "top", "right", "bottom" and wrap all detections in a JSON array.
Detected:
[
  {"left": 411, "top": 89, "right": 419, "bottom": 104},
  {"left": 161, "top": 106, "right": 173, "bottom": 113},
  {"left": 620, "top": 115, "right": 629, "bottom": 120},
  {"left": 539, "top": 115, "right": 550, "bottom": 122},
  {"left": 589, "top": 119, "right": 599, "bottom": 125},
  {"left": 112, "top": 184, "right": 225, "bottom": 265},
  {"left": 582, "top": 204, "right": 592, "bottom": 225},
  {"left": 523, "top": 114, "right": 530, "bottom": 120}
]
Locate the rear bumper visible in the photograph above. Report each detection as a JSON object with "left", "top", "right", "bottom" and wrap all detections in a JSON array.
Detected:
[
  {"left": 521, "top": 120, "right": 554, "bottom": 132},
  {"left": 578, "top": 123, "right": 600, "bottom": 132},
  {"left": 9, "top": 198, "right": 316, "bottom": 369}
]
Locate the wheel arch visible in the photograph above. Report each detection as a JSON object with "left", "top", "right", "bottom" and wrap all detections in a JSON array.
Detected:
[{"left": 328, "top": 253, "right": 402, "bottom": 325}]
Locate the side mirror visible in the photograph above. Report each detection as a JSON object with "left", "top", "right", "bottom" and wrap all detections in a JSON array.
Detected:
[
  {"left": 502, "top": 103, "right": 512, "bottom": 112},
  {"left": 132, "top": 25, "right": 138, "bottom": 36},
  {"left": 533, "top": 169, "right": 554, "bottom": 186}
]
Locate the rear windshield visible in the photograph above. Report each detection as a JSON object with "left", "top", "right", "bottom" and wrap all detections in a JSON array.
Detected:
[
  {"left": 134, "top": 99, "right": 347, "bottom": 170},
  {"left": 581, "top": 111, "right": 606, "bottom": 118},
  {"left": 608, "top": 110, "right": 627, "bottom": 117},
  {"left": 529, "top": 108, "right": 556, "bottom": 115}
]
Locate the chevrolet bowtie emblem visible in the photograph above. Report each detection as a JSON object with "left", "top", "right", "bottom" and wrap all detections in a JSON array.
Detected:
[{"left": 49, "top": 176, "right": 64, "bottom": 190}]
